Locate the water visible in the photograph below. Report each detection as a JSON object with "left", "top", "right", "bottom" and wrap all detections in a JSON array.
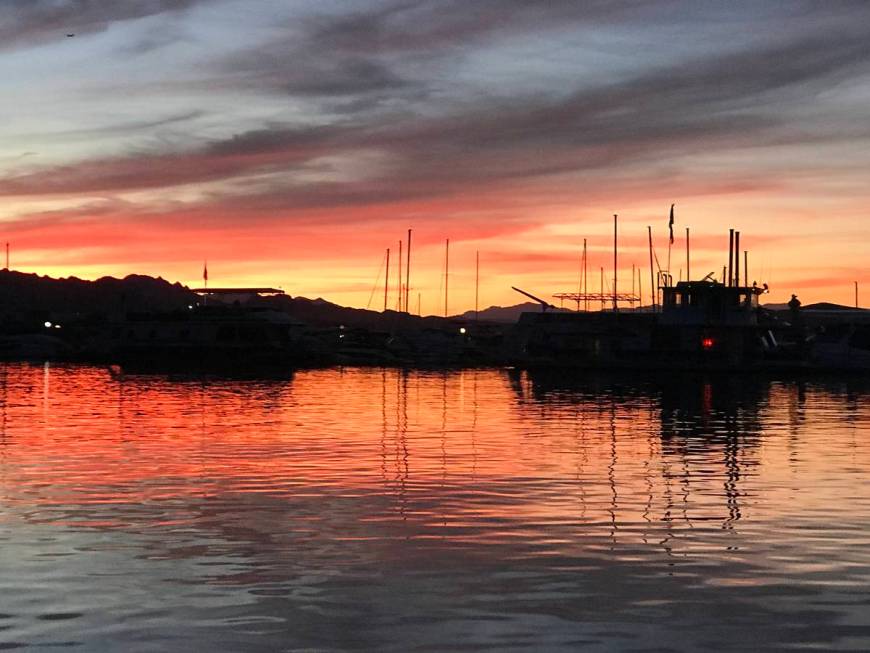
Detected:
[{"left": 1, "top": 363, "right": 869, "bottom": 651}]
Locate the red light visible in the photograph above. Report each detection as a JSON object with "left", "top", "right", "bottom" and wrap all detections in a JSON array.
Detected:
[{"left": 702, "top": 337, "right": 715, "bottom": 350}]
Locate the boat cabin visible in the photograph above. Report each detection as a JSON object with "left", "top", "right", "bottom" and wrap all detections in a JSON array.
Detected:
[{"left": 659, "top": 281, "right": 763, "bottom": 327}]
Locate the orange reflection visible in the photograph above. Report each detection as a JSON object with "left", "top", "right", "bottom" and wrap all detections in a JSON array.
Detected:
[{"left": 0, "top": 364, "right": 868, "bottom": 554}]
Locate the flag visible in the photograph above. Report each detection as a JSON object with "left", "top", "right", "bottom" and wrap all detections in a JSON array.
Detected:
[
  {"left": 668, "top": 204, "right": 675, "bottom": 244},
  {"left": 203, "top": 260, "right": 208, "bottom": 283}
]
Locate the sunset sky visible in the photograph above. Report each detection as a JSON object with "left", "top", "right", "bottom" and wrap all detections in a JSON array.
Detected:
[{"left": 1, "top": 1, "right": 868, "bottom": 312}]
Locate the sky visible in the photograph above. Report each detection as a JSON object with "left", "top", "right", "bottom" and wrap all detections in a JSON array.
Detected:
[{"left": 1, "top": 0, "right": 869, "bottom": 312}]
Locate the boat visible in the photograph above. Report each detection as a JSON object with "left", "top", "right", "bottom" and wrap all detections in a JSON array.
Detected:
[
  {"left": 99, "top": 304, "right": 332, "bottom": 372},
  {"left": 511, "top": 279, "right": 784, "bottom": 370}
]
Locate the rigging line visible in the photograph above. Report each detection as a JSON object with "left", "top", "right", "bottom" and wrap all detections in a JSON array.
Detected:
[{"left": 366, "top": 249, "right": 387, "bottom": 310}]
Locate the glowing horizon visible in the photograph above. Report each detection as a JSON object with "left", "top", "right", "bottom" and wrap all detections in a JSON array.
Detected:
[{"left": 1, "top": 2, "right": 869, "bottom": 312}]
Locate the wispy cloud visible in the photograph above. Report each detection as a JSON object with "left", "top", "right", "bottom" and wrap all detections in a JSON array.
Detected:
[{"left": 2, "top": 0, "right": 870, "bottom": 304}]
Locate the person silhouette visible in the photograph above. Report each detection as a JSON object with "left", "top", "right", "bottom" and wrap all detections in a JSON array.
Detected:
[{"left": 788, "top": 294, "right": 801, "bottom": 311}]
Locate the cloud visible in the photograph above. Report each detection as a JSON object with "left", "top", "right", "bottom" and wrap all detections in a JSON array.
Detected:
[
  {"left": 0, "top": 0, "right": 208, "bottom": 51},
  {"left": 3, "top": 0, "right": 870, "bottom": 307}
]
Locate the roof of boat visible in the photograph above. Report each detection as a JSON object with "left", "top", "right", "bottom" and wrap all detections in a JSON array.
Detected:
[{"left": 191, "top": 287, "right": 285, "bottom": 295}]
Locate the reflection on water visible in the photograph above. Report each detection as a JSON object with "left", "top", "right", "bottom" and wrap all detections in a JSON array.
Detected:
[{"left": 1, "top": 364, "right": 870, "bottom": 651}]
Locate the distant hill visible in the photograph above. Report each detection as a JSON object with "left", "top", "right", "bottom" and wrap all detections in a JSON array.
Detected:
[
  {"left": 454, "top": 301, "right": 570, "bottom": 323},
  {"left": 0, "top": 270, "right": 455, "bottom": 332},
  {"left": 257, "top": 294, "right": 452, "bottom": 331},
  {"left": 804, "top": 302, "right": 865, "bottom": 312},
  {"left": 0, "top": 270, "right": 196, "bottom": 319},
  {"left": 765, "top": 301, "right": 865, "bottom": 312}
]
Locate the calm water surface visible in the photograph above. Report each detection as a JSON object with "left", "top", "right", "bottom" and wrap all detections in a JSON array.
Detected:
[{"left": 1, "top": 364, "right": 869, "bottom": 651}]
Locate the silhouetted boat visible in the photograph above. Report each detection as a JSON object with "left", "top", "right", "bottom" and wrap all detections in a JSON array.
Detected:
[
  {"left": 102, "top": 304, "right": 331, "bottom": 372},
  {"left": 810, "top": 323, "right": 870, "bottom": 370},
  {"left": 511, "top": 280, "right": 796, "bottom": 371}
]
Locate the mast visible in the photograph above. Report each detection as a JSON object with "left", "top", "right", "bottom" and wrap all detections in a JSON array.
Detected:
[
  {"left": 728, "top": 229, "right": 734, "bottom": 287},
  {"left": 397, "top": 240, "right": 403, "bottom": 311},
  {"left": 600, "top": 267, "right": 604, "bottom": 311},
  {"left": 648, "top": 226, "right": 656, "bottom": 312},
  {"left": 613, "top": 214, "right": 618, "bottom": 311},
  {"left": 583, "top": 238, "right": 588, "bottom": 312},
  {"left": 384, "top": 248, "right": 390, "bottom": 311},
  {"left": 631, "top": 263, "right": 635, "bottom": 308},
  {"left": 444, "top": 238, "right": 449, "bottom": 318},
  {"left": 735, "top": 231, "right": 741, "bottom": 287},
  {"left": 638, "top": 268, "right": 643, "bottom": 310},
  {"left": 475, "top": 250, "right": 479, "bottom": 321},
  {"left": 686, "top": 227, "right": 690, "bottom": 282},
  {"left": 4, "top": 242, "right": 8, "bottom": 270},
  {"left": 405, "top": 229, "right": 412, "bottom": 313}
]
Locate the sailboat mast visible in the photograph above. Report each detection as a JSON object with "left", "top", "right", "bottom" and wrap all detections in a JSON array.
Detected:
[
  {"left": 475, "top": 250, "right": 479, "bottom": 321},
  {"left": 583, "top": 238, "right": 588, "bottom": 312},
  {"left": 384, "top": 248, "right": 390, "bottom": 311},
  {"left": 444, "top": 238, "right": 449, "bottom": 317},
  {"left": 648, "top": 226, "right": 656, "bottom": 312},
  {"left": 405, "top": 229, "right": 412, "bottom": 313},
  {"left": 397, "top": 240, "right": 403, "bottom": 311},
  {"left": 613, "top": 214, "right": 618, "bottom": 311}
]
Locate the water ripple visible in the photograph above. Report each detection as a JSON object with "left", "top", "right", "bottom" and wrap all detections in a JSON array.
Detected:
[{"left": 0, "top": 364, "right": 869, "bottom": 650}]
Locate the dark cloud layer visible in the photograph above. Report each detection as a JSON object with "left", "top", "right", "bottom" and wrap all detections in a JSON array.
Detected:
[
  {"left": 0, "top": 0, "right": 208, "bottom": 50},
  {"left": 3, "top": 0, "right": 870, "bottom": 236}
]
